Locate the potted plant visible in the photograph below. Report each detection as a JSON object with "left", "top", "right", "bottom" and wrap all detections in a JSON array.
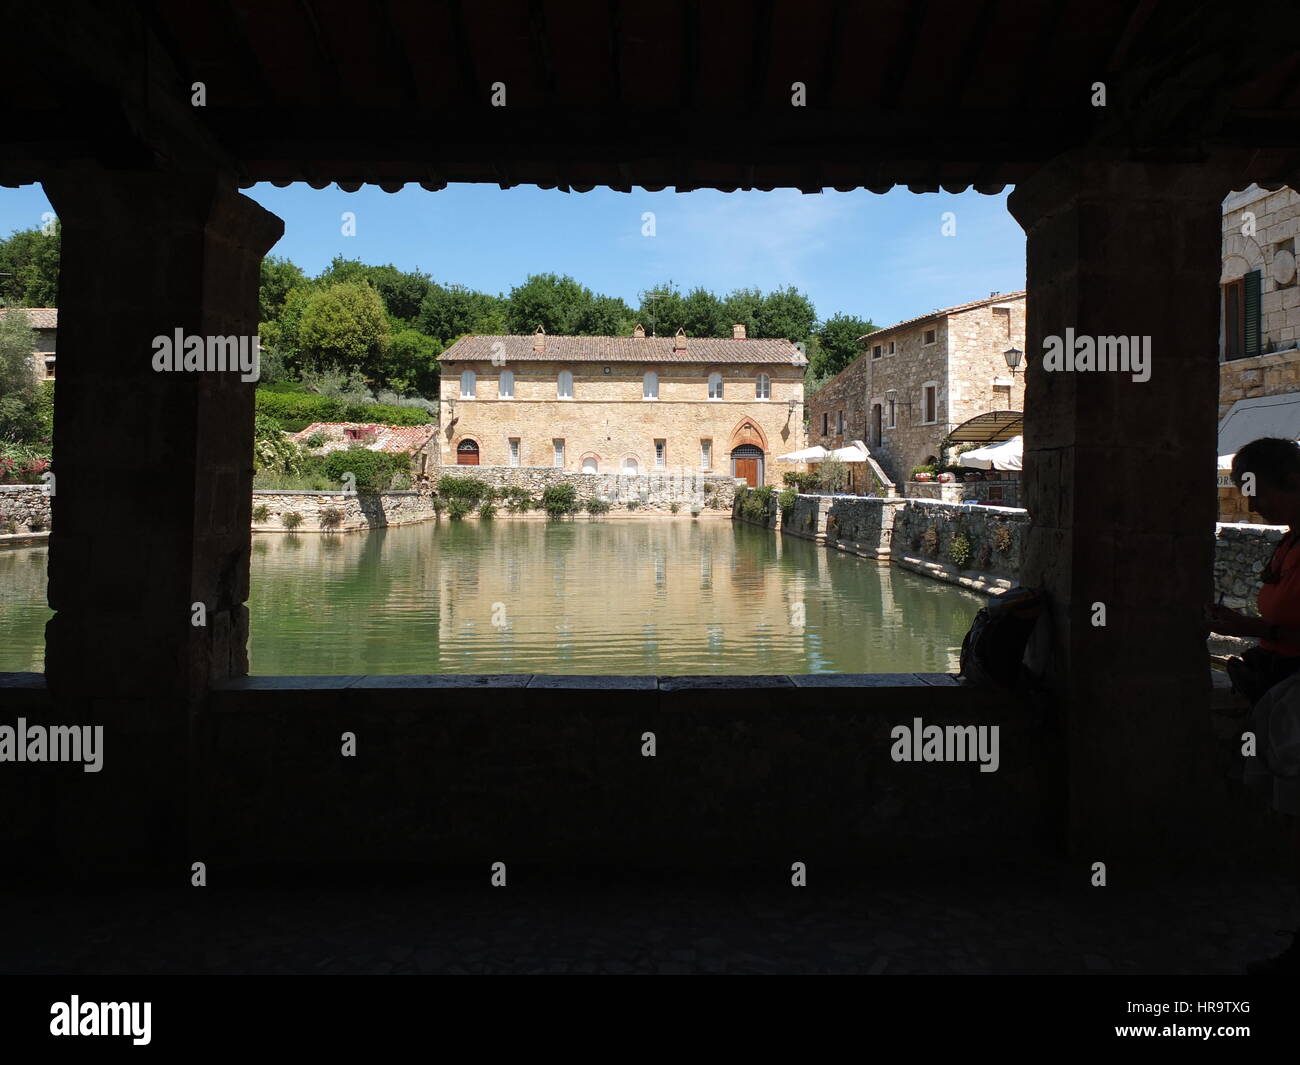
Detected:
[
  {"left": 912, "top": 465, "right": 934, "bottom": 482},
  {"left": 937, "top": 472, "right": 955, "bottom": 483}
]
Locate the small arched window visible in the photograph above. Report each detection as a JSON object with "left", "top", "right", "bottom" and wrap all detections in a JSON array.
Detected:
[
  {"left": 756, "top": 374, "right": 771, "bottom": 399},
  {"left": 459, "top": 370, "right": 476, "bottom": 398},
  {"left": 623, "top": 456, "right": 639, "bottom": 474},
  {"left": 643, "top": 371, "right": 658, "bottom": 399},
  {"left": 708, "top": 373, "right": 723, "bottom": 399},
  {"left": 558, "top": 370, "right": 574, "bottom": 399},
  {"left": 498, "top": 369, "right": 514, "bottom": 398},
  {"left": 581, "top": 456, "right": 598, "bottom": 473}
]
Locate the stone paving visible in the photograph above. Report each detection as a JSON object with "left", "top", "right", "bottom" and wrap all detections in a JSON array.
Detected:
[{"left": 2, "top": 861, "right": 1296, "bottom": 974}]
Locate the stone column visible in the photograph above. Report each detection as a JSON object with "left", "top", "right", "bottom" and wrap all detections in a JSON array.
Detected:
[
  {"left": 39, "top": 171, "right": 282, "bottom": 871},
  {"left": 1007, "top": 154, "right": 1230, "bottom": 860}
]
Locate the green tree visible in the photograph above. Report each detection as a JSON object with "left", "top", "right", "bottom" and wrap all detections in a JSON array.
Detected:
[
  {"left": 756, "top": 285, "right": 817, "bottom": 341},
  {"left": 575, "top": 293, "right": 634, "bottom": 335},
  {"left": 636, "top": 283, "right": 686, "bottom": 336},
  {"left": 0, "top": 310, "right": 41, "bottom": 442},
  {"left": 679, "top": 286, "right": 730, "bottom": 337},
  {"left": 506, "top": 273, "right": 594, "bottom": 335},
  {"left": 318, "top": 256, "right": 432, "bottom": 324},
  {"left": 814, "top": 313, "right": 875, "bottom": 377},
  {"left": 0, "top": 224, "right": 61, "bottom": 307},
  {"left": 297, "top": 282, "right": 391, "bottom": 380},
  {"left": 419, "top": 283, "right": 507, "bottom": 342},
  {"left": 384, "top": 328, "right": 442, "bottom": 395},
  {"left": 259, "top": 256, "right": 308, "bottom": 323}
]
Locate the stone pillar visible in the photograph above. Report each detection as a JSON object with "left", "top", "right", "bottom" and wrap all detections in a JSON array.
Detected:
[
  {"left": 39, "top": 171, "right": 282, "bottom": 871},
  {"left": 1007, "top": 154, "right": 1230, "bottom": 859}
]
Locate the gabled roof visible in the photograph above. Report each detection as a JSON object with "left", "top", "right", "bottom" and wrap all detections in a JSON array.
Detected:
[
  {"left": 440, "top": 333, "right": 806, "bottom": 366},
  {"left": 0, "top": 307, "right": 57, "bottom": 329},
  {"left": 857, "top": 292, "right": 1026, "bottom": 344},
  {"left": 290, "top": 422, "right": 438, "bottom": 454}
]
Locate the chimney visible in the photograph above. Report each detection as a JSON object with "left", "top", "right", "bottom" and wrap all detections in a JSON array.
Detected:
[
  {"left": 732, "top": 323, "right": 746, "bottom": 340},
  {"left": 673, "top": 327, "right": 687, "bottom": 354},
  {"left": 532, "top": 325, "right": 545, "bottom": 352},
  {"left": 633, "top": 323, "right": 645, "bottom": 338}
]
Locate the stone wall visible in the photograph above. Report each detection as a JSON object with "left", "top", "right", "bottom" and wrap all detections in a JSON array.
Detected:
[
  {"left": 891, "top": 499, "right": 1027, "bottom": 594},
  {"left": 1214, "top": 521, "right": 1285, "bottom": 611},
  {"left": 251, "top": 490, "right": 436, "bottom": 532},
  {"left": 438, "top": 466, "right": 737, "bottom": 514},
  {"left": 906, "top": 477, "right": 1022, "bottom": 508},
  {"left": 0, "top": 484, "right": 52, "bottom": 534}
]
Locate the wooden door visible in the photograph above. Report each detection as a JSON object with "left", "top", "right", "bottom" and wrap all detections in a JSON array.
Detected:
[
  {"left": 734, "top": 457, "right": 758, "bottom": 486},
  {"left": 456, "top": 441, "right": 479, "bottom": 465}
]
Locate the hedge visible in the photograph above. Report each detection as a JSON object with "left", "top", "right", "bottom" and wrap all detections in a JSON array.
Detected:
[
  {"left": 322, "top": 449, "right": 409, "bottom": 493},
  {"left": 255, "top": 390, "right": 432, "bottom": 432}
]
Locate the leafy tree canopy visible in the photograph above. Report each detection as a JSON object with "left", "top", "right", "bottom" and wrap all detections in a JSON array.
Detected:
[
  {"left": 297, "top": 282, "right": 391, "bottom": 380},
  {"left": 0, "top": 224, "right": 60, "bottom": 308}
]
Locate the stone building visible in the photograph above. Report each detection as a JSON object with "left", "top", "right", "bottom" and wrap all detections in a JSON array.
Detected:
[
  {"left": 437, "top": 325, "right": 807, "bottom": 487},
  {"left": 807, "top": 293, "right": 1026, "bottom": 486},
  {"left": 1216, "top": 185, "right": 1300, "bottom": 521},
  {"left": 0, "top": 307, "right": 57, "bottom": 380}
]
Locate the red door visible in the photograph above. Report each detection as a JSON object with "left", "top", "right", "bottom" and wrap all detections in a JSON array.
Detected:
[{"left": 456, "top": 440, "right": 480, "bottom": 465}]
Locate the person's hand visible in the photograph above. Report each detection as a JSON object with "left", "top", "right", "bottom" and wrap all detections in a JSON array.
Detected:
[{"left": 1206, "top": 604, "right": 1257, "bottom": 637}]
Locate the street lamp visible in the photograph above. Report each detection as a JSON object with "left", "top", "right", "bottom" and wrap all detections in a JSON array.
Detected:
[{"left": 1003, "top": 347, "right": 1023, "bottom": 374}]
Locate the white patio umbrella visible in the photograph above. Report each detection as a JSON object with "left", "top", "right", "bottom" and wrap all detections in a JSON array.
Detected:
[
  {"left": 827, "top": 440, "right": 869, "bottom": 462},
  {"left": 776, "top": 445, "right": 829, "bottom": 462},
  {"left": 958, "top": 435, "right": 1023, "bottom": 471}
]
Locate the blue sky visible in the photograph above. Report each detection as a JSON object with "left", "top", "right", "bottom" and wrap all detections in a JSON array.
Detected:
[{"left": 0, "top": 182, "right": 1025, "bottom": 328}]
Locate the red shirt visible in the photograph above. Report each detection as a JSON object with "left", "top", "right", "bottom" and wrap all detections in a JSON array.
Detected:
[{"left": 1258, "top": 531, "right": 1300, "bottom": 656}]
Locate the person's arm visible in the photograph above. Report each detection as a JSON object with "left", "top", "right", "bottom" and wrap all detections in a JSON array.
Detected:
[{"left": 1235, "top": 615, "right": 1300, "bottom": 644}]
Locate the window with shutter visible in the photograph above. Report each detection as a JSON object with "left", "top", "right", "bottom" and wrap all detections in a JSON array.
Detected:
[
  {"left": 1244, "top": 269, "right": 1262, "bottom": 358},
  {"left": 1224, "top": 279, "right": 1243, "bottom": 359}
]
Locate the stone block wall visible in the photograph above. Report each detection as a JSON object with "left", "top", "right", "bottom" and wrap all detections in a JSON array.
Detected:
[
  {"left": 0, "top": 485, "right": 52, "bottom": 533},
  {"left": 251, "top": 490, "right": 437, "bottom": 532},
  {"left": 891, "top": 499, "right": 1027, "bottom": 593},
  {"left": 438, "top": 466, "right": 737, "bottom": 514},
  {"left": 1214, "top": 522, "right": 1285, "bottom": 611},
  {"left": 906, "top": 477, "right": 1022, "bottom": 508}
]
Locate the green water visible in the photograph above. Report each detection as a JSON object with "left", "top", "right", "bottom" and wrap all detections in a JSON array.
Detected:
[{"left": 0, "top": 520, "right": 984, "bottom": 675}]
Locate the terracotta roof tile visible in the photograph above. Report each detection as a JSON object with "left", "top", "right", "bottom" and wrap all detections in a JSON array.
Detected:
[
  {"left": 0, "top": 307, "right": 57, "bottom": 329},
  {"left": 290, "top": 422, "right": 438, "bottom": 454},
  {"left": 439, "top": 333, "right": 807, "bottom": 366}
]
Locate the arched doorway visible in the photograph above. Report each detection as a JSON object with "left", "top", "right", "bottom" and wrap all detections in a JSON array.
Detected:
[
  {"left": 731, "top": 444, "right": 764, "bottom": 486},
  {"left": 456, "top": 439, "right": 480, "bottom": 466}
]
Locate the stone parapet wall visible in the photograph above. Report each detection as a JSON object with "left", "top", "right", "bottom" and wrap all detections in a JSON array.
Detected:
[
  {"left": 439, "top": 466, "right": 736, "bottom": 514},
  {"left": 891, "top": 500, "right": 1027, "bottom": 592},
  {"left": 0, "top": 485, "right": 52, "bottom": 534},
  {"left": 251, "top": 490, "right": 436, "bottom": 532},
  {"left": 1215, "top": 521, "right": 1286, "bottom": 611}
]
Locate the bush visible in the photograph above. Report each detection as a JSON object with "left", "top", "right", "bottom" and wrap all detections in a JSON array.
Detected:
[
  {"left": 438, "top": 475, "right": 490, "bottom": 506},
  {"left": 626, "top": 499, "right": 640, "bottom": 510},
  {"left": 740, "top": 485, "right": 775, "bottom": 523},
  {"left": 585, "top": 496, "right": 611, "bottom": 516},
  {"left": 281, "top": 511, "right": 303, "bottom": 530},
  {"left": 921, "top": 525, "right": 939, "bottom": 557},
  {"left": 27, "top": 515, "right": 45, "bottom": 532},
  {"left": 778, "top": 486, "right": 798, "bottom": 522},
  {"left": 320, "top": 506, "right": 343, "bottom": 529},
  {"left": 252, "top": 504, "right": 270, "bottom": 522},
  {"left": 992, "top": 523, "right": 1013, "bottom": 554},
  {"left": 782, "top": 471, "right": 820, "bottom": 492},
  {"left": 542, "top": 483, "right": 579, "bottom": 518},
  {"left": 670, "top": 501, "right": 681, "bottom": 513},
  {"left": 948, "top": 531, "right": 972, "bottom": 569},
  {"left": 500, "top": 486, "right": 535, "bottom": 513},
  {"left": 323, "top": 449, "right": 408, "bottom": 493},
  {"left": 447, "top": 497, "right": 471, "bottom": 520},
  {"left": 478, "top": 499, "right": 496, "bottom": 520},
  {"left": 254, "top": 389, "right": 432, "bottom": 429},
  {"left": 304, "top": 432, "right": 326, "bottom": 449},
  {"left": 253, "top": 412, "right": 306, "bottom": 475}
]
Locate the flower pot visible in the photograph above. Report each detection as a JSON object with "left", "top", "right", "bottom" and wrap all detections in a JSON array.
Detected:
[
  {"left": 914, "top": 472, "right": 932, "bottom": 482},
  {"left": 937, "top": 472, "right": 954, "bottom": 483}
]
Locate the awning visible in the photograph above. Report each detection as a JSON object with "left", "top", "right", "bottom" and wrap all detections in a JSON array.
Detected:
[
  {"left": 958, "top": 435, "right": 1023, "bottom": 471},
  {"left": 1218, "top": 393, "right": 1300, "bottom": 458},
  {"left": 775, "top": 445, "right": 828, "bottom": 462},
  {"left": 947, "top": 410, "right": 1023, "bottom": 443}
]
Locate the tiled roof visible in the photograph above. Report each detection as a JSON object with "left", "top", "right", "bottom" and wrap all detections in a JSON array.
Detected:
[
  {"left": 290, "top": 422, "right": 438, "bottom": 454},
  {"left": 856, "top": 291, "right": 1026, "bottom": 344},
  {"left": 0, "top": 307, "right": 57, "bottom": 329},
  {"left": 440, "top": 333, "right": 807, "bottom": 366}
]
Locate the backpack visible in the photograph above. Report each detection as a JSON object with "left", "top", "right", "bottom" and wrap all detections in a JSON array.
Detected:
[{"left": 959, "top": 586, "right": 1047, "bottom": 688}]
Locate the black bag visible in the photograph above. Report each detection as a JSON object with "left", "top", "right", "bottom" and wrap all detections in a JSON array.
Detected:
[{"left": 959, "top": 586, "right": 1046, "bottom": 688}]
